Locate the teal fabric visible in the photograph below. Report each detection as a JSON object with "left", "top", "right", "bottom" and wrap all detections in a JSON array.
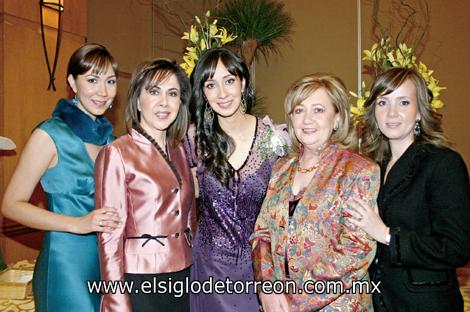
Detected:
[
  {"left": 33, "top": 117, "right": 113, "bottom": 312},
  {"left": 0, "top": 248, "right": 6, "bottom": 271},
  {"left": 52, "top": 99, "right": 113, "bottom": 146}
]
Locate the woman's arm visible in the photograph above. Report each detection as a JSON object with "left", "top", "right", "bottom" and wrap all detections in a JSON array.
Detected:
[
  {"left": 1, "top": 129, "right": 118, "bottom": 233},
  {"left": 250, "top": 189, "right": 289, "bottom": 312},
  {"left": 349, "top": 150, "right": 470, "bottom": 270},
  {"left": 294, "top": 164, "right": 380, "bottom": 310},
  {"left": 95, "top": 144, "right": 131, "bottom": 311},
  {"left": 250, "top": 159, "right": 292, "bottom": 311},
  {"left": 183, "top": 124, "right": 199, "bottom": 198},
  {"left": 250, "top": 159, "right": 288, "bottom": 282},
  {"left": 388, "top": 151, "right": 470, "bottom": 269}
]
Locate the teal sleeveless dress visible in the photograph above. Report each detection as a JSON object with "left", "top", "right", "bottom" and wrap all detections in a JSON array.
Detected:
[{"left": 33, "top": 117, "right": 112, "bottom": 312}]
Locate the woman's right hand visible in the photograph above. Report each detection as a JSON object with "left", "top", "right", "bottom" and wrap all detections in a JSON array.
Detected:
[
  {"left": 75, "top": 207, "right": 121, "bottom": 234},
  {"left": 259, "top": 292, "right": 290, "bottom": 312}
]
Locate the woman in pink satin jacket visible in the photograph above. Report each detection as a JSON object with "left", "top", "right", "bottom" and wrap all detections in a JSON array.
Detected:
[{"left": 95, "top": 59, "right": 196, "bottom": 312}]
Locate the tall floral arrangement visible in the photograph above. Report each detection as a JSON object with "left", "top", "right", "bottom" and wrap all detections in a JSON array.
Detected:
[
  {"left": 350, "top": 36, "right": 446, "bottom": 120},
  {"left": 180, "top": 11, "right": 237, "bottom": 77}
]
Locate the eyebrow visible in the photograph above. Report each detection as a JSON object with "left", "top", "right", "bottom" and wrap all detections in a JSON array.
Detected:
[
  {"left": 377, "top": 95, "right": 410, "bottom": 100},
  {"left": 148, "top": 85, "right": 180, "bottom": 91},
  {"left": 205, "top": 74, "right": 235, "bottom": 82},
  {"left": 85, "top": 74, "right": 116, "bottom": 78},
  {"left": 396, "top": 96, "right": 411, "bottom": 100}
]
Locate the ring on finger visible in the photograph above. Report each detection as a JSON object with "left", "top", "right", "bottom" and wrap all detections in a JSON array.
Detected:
[{"left": 99, "top": 220, "right": 103, "bottom": 226}]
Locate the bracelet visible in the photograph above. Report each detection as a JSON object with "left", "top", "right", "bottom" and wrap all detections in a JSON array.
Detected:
[{"left": 385, "top": 232, "right": 391, "bottom": 245}]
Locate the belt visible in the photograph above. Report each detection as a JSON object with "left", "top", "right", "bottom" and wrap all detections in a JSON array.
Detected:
[{"left": 127, "top": 234, "right": 168, "bottom": 247}]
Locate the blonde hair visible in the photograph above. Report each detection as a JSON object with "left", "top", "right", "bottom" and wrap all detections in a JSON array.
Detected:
[
  {"left": 284, "top": 73, "right": 357, "bottom": 156},
  {"left": 361, "top": 67, "right": 448, "bottom": 163}
]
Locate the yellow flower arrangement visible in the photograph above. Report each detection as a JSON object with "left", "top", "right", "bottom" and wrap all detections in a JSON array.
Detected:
[
  {"left": 180, "top": 11, "right": 237, "bottom": 76},
  {"left": 350, "top": 37, "right": 446, "bottom": 119}
]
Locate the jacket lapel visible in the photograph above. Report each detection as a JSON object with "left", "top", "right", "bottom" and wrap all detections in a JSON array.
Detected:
[{"left": 379, "top": 143, "right": 430, "bottom": 211}]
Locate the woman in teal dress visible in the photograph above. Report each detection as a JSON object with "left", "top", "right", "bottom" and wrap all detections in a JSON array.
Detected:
[{"left": 1, "top": 43, "right": 121, "bottom": 312}]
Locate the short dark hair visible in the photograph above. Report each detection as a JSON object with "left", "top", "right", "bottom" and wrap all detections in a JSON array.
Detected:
[
  {"left": 125, "top": 59, "right": 190, "bottom": 146},
  {"left": 67, "top": 43, "right": 118, "bottom": 80}
]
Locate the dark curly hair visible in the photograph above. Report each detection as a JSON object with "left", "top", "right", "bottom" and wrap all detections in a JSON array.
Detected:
[{"left": 190, "top": 47, "right": 255, "bottom": 185}]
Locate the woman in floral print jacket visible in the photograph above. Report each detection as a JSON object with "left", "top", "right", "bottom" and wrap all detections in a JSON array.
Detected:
[{"left": 250, "top": 73, "right": 379, "bottom": 311}]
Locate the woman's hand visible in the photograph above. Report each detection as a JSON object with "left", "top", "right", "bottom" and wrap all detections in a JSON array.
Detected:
[
  {"left": 75, "top": 207, "right": 121, "bottom": 234},
  {"left": 345, "top": 198, "right": 389, "bottom": 244},
  {"left": 259, "top": 292, "right": 290, "bottom": 312}
]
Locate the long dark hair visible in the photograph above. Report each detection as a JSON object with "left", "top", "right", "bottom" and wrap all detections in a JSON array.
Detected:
[{"left": 190, "top": 47, "right": 254, "bottom": 185}]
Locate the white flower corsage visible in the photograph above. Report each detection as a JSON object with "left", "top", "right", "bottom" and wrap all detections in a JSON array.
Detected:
[{"left": 260, "top": 116, "right": 290, "bottom": 158}]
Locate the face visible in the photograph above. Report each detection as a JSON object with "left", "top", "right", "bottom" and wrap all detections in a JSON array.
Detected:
[
  {"left": 203, "top": 60, "right": 246, "bottom": 119},
  {"left": 138, "top": 73, "right": 181, "bottom": 140},
  {"left": 290, "top": 88, "right": 339, "bottom": 152},
  {"left": 67, "top": 64, "right": 117, "bottom": 120},
  {"left": 374, "top": 79, "right": 420, "bottom": 147}
]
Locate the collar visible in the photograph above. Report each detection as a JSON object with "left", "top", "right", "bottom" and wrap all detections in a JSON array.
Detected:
[
  {"left": 52, "top": 98, "right": 113, "bottom": 145},
  {"left": 379, "top": 142, "right": 430, "bottom": 206}
]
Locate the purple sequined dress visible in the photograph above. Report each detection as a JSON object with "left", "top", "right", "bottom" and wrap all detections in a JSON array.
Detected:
[{"left": 184, "top": 118, "right": 283, "bottom": 312}]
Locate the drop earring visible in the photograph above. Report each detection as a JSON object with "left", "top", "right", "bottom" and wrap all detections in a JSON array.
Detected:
[
  {"left": 240, "top": 94, "right": 247, "bottom": 114},
  {"left": 72, "top": 95, "right": 79, "bottom": 106},
  {"left": 414, "top": 119, "right": 421, "bottom": 136},
  {"left": 204, "top": 102, "right": 214, "bottom": 122}
]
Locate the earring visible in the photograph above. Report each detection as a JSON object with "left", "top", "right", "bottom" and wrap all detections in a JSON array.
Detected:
[
  {"left": 204, "top": 102, "right": 214, "bottom": 122},
  {"left": 240, "top": 94, "right": 247, "bottom": 114},
  {"left": 414, "top": 119, "right": 421, "bottom": 136},
  {"left": 108, "top": 103, "right": 113, "bottom": 109},
  {"left": 72, "top": 95, "right": 79, "bottom": 106}
]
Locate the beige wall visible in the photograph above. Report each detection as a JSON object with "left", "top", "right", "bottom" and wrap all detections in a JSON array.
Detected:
[
  {"left": 88, "top": 0, "right": 153, "bottom": 136},
  {"left": 0, "top": 0, "right": 87, "bottom": 264},
  {"left": 417, "top": 0, "right": 470, "bottom": 164},
  {"left": 255, "top": 0, "right": 358, "bottom": 121},
  {"left": 87, "top": 0, "right": 208, "bottom": 136}
]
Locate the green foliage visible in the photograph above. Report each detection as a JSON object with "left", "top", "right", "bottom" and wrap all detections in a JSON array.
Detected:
[{"left": 216, "top": 0, "right": 293, "bottom": 63}]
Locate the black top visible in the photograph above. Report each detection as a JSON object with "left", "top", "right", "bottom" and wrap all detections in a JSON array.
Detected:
[{"left": 370, "top": 142, "right": 470, "bottom": 312}]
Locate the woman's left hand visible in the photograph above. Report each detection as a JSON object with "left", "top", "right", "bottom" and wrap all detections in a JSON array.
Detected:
[{"left": 345, "top": 198, "right": 389, "bottom": 244}]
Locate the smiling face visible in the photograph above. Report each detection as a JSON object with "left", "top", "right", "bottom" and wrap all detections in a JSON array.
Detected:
[
  {"left": 290, "top": 88, "right": 339, "bottom": 152},
  {"left": 374, "top": 79, "right": 420, "bottom": 149},
  {"left": 138, "top": 73, "right": 181, "bottom": 140},
  {"left": 203, "top": 59, "right": 246, "bottom": 119},
  {"left": 67, "top": 64, "right": 117, "bottom": 120}
]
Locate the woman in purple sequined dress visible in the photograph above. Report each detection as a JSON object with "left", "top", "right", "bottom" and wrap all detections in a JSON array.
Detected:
[{"left": 184, "top": 48, "right": 288, "bottom": 311}]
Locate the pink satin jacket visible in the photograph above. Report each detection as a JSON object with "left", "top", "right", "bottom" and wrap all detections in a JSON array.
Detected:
[{"left": 94, "top": 129, "right": 196, "bottom": 312}]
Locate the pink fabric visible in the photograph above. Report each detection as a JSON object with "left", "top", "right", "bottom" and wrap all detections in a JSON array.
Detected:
[{"left": 95, "top": 129, "right": 196, "bottom": 312}]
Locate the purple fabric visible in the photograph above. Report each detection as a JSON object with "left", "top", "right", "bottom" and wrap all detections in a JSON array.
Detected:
[{"left": 185, "top": 118, "right": 279, "bottom": 312}]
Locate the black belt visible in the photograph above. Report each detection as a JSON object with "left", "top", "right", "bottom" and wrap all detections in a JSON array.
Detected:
[{"left": 127, "top": 234, "right": 168, "bottom": 247}]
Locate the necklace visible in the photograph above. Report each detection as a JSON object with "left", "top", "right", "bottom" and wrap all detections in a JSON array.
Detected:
[{"left": 297, "top": 162, "right": 320, "bottom": 173}]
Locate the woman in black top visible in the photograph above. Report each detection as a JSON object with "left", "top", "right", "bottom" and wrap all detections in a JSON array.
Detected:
[{"left": 347, "top": 67, "right": 470, "bottom": 312}]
